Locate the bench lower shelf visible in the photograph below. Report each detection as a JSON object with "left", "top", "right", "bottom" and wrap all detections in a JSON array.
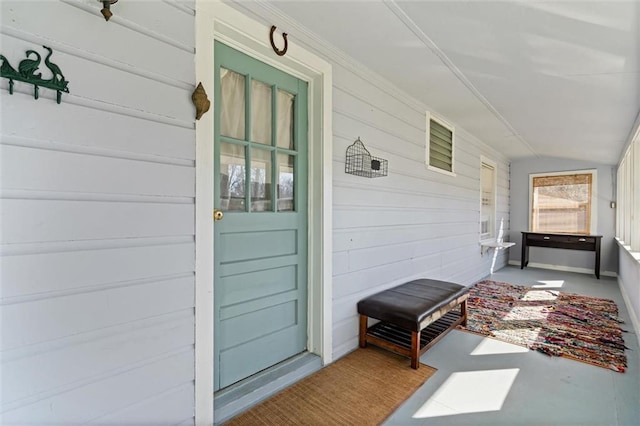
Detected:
[{"left": 363, "top": 308, "right": 464, "bottom": 368}]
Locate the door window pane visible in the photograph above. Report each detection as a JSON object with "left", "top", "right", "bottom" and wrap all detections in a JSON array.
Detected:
[
  {"left": 220, "top": 68, "right": 245, "bottom": 140},
  {"left": 278, "top": 154, "right": 295, "bottom": 211},
  {"left": 251, "top": 80, "right": 272, "bottom": 145},
  {"left": 277, "top": 90, "right": 294, "bottom": 149},
  {"left": 220, "top": 142, "right": 246, "bottom": 211},
  {"left": 251, "top": 148, "right": 272, "bottom": 211}
]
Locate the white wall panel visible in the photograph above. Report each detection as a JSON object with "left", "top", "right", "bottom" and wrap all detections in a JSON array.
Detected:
[
  {"left": 1, "top": 1, "right": 512, "bottom": 422},
  {"left": 333, "top": 223, "right": 477, "bottom": 252},
  {"left": 329, "top": 59, "right": 511, "bottom": 359},
  {"left": 618, "top": 246, "right": 640, "bottom": 337},
  {"left": 1, "top": 243, "right": 194, "bottom": 300},
  {"left": 334, "top": 207, "right": 477, "bottom": 230},
  {"left": 0, "top": 0, "right": 196, "bottom": 423},
  {"left": 1, "top": 200, "right": 193, "bottom": 243},
  {"left": 333, "top": 89, "right": 424, "bottom": 143},
  {"left": 2, "top": 350, "right": 194, "bottom": 424},
  {"left": 3, "top": 314, "right": 194, "bottom": 404},
  {"left": 333, "top": 184, "right": 478, "bottom": 211},
  {"left": 87, "top": 383, "right": 196, "bottom": 425},
  {"left": 102, "top": 1, "right": 195, "bottom": 48},
  {"left": 1, "top": 96, "right": 194, "bottom": 160},
  {"left": 0, "top": 34, "right": 193, "bottom": 120},
  {"left": 1, "top": 1, "right": 193, "bottom": 84},
  {"left": 332, "top": 65, "right": 425, "bottom": 124},
  {"left": 1, "top": 145, "right": 194, "bottom": 196},
  {"left": 2, "top": 276, "right": 194, "bottom": 351}
]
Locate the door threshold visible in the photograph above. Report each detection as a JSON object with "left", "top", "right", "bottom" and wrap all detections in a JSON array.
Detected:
[{"left": 214, "top": 352, "right": 322, "bottom": 424}]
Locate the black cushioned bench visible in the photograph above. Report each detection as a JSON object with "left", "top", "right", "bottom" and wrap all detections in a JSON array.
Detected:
[{"left": 357, "top": 279, "right": 469, "bottom": 369}]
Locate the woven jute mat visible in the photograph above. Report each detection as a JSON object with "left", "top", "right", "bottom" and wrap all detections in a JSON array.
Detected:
[{"left": 224, "top": 346, "right": 436, "bottom": 425}]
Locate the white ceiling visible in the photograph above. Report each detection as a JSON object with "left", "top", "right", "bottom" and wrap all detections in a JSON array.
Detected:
[{"left": 267, "top": 0, "right": 640, "bottom": 165}]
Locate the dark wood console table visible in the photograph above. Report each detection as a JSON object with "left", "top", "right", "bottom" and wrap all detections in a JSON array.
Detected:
[{"left": 521, "top": 232, "right": 602, "bottom": 279}]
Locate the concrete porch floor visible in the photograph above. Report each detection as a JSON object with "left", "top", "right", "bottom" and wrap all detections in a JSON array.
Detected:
[{"left": 384, "top": 266, "right": 640, "bottom": 425}]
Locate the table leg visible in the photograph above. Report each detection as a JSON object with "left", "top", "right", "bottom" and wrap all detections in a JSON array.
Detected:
[{"left": 595, "top": 237, "right": 601, "bottom": 279}]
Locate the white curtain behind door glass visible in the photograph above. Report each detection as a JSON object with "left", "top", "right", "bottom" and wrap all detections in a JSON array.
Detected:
[
  {"left": 220, "top": 68, "right": 245, "bottom": 140},
  {"left": 251, "top": 80, "right": 272, "bottom": 145},
  {"left": 277, "top": 90, "right": 294, "bottom": 149}
]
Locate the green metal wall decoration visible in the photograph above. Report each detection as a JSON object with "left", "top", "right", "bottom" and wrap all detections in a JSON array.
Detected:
[{"left": 0, "top": 46, "right": 69, "bottom": 104}]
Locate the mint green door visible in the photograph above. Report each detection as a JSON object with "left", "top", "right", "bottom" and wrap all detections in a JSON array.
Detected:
[{"left": 213, "top": 42, "right": 309, "bottom": 391}]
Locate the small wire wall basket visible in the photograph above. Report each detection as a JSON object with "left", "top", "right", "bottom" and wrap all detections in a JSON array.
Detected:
[{"left": 345, "top": 137, "right": 388, "bottom": 178}]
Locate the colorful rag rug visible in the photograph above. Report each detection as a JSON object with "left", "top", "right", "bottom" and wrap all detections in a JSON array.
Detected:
[{"left": 460, "top": 280, "right": 627, "bottom": 372}]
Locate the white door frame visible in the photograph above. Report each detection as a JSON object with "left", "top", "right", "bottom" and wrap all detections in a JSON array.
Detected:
[{"left": 194, "top": 2, "right": 333, "bottom": 424}]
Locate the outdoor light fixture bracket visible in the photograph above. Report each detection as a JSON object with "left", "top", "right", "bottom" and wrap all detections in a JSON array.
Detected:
[{"left": 100, "top": 0, "right": 118, "bottom": 21}]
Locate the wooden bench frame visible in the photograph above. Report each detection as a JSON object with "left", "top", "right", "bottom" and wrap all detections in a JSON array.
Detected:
[{"left": 359, "top": 294, "right": 468, "bottom": 369}]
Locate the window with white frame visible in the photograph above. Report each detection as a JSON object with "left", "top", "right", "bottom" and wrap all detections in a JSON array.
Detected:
[
  {"left": 529, "top": 170, "right": 597, "bottom": 235},
  {"left": 616, "top": 133, "right": 640, "bottom": 251},
  {"left": 480, "top": 157, "right": 497, "bottom": 240},
  {"left": 426, "top": 113, "right": 455, "bottom": 174}
]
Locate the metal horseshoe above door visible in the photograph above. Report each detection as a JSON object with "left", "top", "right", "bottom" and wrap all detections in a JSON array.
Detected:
[{"left": 269, "top": 25, "right": 288, "bottom": 56}]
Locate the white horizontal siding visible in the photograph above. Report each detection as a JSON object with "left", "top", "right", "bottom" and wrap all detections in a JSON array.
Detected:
[
  {"left": 1, "top": 144, "right": 194, "bottom": 196},
  {"left": 2, "top": 97, "right": 194, "bottom": 160},
  {"left": 2, "top": 276, "right": 194, "bottom": 350},
  {"left": 1, "top": 200, "right": 194, "bottom": 243},
  {"left": 2, "top": 1, "right": 514, "bottom": 422},
  {"left": 3, "top": 313, "right": 194, "bottom": 404},
  {"left": 3, "top": 350, "right": 194, "bottom": 424},
  {"left": 329, "top": 57, "right": 511, "bottom": 359},
  {"left": 87, "top": 382, "right": 196, "bottom": 425},
  {"left": 0, "top": 0, "right": 196, "bottom": 424},
  {"left": 3, "top": 1, "right": 193, "bottom": 84},
  {"left": 1, "top": 31, "right": 193, "bottom": 120},
  {"left": 1, "top": 243, "right": 194, "bottom": 301}
]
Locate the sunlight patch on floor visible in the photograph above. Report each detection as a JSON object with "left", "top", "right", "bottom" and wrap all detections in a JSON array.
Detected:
[
  {"left": 533, "top": 280, "right": 565, "bottom": 288},
  {"left": 470, "top": 337, "right": 529, "bottom": 355},
  {"left": 503, "top": 305, "right": 550, "bottom": 321},
  {"left": 522, "top": 290, "right": 558, "bottom": 301},
  {"left": 492, "top": 327, "right": 541, "bottom": 345},
  {"left": 413, "top": 369, "right": 519, "bottom": 418}
]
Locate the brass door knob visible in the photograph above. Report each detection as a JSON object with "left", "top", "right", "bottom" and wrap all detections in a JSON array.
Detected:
[{"left": 213, "top": 209, "right": 224, "bottom": 221}]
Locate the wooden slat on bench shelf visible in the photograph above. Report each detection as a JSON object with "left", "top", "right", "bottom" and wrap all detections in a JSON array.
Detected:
[
  {"left": 369, "top": 323, "right": 412, "bottom": 349},
  {"left": 419, "top": 311, "right": 461, "bottom": 348},
  {"left": 368, "top": 310, "right": 461, "bottom": 352}
]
